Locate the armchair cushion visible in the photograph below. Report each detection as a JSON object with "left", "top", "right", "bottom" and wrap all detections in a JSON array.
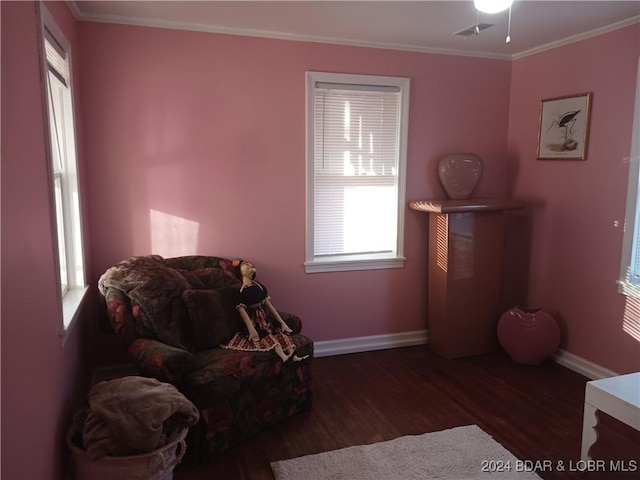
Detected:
[
  {"left": 128, "top": 339, "right": 196, "bottom": 385},
  {"left": 182, "top": 287, "right": 243, "bottom": 350},
  {"left": 191, "top": 268, "right": 238, "bottom": 289},
  {"left": 186, "top": 333, "right": 314, "bottom": 407}
]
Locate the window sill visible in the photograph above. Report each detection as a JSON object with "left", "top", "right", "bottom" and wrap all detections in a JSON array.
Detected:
[
  {"left": 60, "top": 285, "right": 88, "bottom": 346},
  {"left": 305, "top": 255, "right": 405, "bottom": 273},
  {"left": 618, "top": 280, "right": 640, "bottom": 299}
]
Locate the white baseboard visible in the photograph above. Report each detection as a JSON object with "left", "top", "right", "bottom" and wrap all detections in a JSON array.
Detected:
[
  {"left": 314, "top": 330, "right": 428, "bottom": 358},
  {"left": 313, "top": 331, "right": 617, "bottom": 380},
  {"left": 553, "top": 349, "right": 619, "bottom": 380}
]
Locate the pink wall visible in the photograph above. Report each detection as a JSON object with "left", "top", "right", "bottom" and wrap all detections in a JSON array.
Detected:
[
  {"left": 79, "top": 23, "right": 512, "bottom": 344},
  {"left": 2, "top": 3, "right": 637, "bottom": 476},
  {"left": 1, "top": 2, "right": 93, "bottom": 478},
  {"left": 508, "top": 24, "right": 640, "bottom": 374}
]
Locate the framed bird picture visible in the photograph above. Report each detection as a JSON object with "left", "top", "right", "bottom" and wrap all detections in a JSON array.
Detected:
[{"left": 537, "top": 92, "right": 592, "bottom": 160}]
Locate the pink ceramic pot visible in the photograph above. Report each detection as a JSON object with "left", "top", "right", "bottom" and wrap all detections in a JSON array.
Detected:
[{"left": 497, "top": 306, "right": 561, "bottom": 365}]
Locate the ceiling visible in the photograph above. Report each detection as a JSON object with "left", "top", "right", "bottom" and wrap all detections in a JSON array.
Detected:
[{"left": 69, "top": 1, "right": 640, "bottom": 59}]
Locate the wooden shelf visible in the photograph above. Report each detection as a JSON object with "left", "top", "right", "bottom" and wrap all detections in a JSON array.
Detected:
[
  {"left": 410, "top": 198, "right": 527, "bottom": 359},
  {"left": 409, "top": 198, "right": 526, "bottom": 214}
]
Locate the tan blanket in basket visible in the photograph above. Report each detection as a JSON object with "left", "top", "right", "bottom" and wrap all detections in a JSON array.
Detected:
[{"left": 83, "top": 376, "right": 199, "bottom": 459}]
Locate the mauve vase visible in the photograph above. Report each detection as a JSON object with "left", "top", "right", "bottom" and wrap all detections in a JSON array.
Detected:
[
  {"left": 497, "top": 306, "right": 561, "bottom": 365},
  {"left": 438, "top": 153, "right": 483, "bottom": 200}
]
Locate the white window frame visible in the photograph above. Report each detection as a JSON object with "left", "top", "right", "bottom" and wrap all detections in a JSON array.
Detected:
[
  {"left": 38, "top": 3, "right": 88, "bottom": 343},
  {"left": 619, "top": 56, "right": 640, "bottom": 298},
  {"left": 305, "top": 72, "right": 409, "bottom": 273}
]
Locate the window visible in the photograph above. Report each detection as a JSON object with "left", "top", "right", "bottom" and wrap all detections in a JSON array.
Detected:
[
  {"left": 619, "top": 56, "right": 640, "bottom": 298},
  {"left": 305, "top": 72, "right": 410, "bottom": 273},
  {"left": 39, "top": 4, "right": 87, "bottom": 339}
]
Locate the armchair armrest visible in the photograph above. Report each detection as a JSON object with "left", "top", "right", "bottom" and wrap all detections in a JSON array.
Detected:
[{"left": 128, "top": 339, "right": 196, "bottom": 385}]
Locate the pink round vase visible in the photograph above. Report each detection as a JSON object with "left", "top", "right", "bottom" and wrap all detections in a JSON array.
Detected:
[{"left": 497, "top": 306, "right": 561, "bottom": 365}]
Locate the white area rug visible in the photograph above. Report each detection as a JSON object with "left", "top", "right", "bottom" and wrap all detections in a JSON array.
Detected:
[{"left": 271, "top": 425, "right": 542, "bottom": 479}]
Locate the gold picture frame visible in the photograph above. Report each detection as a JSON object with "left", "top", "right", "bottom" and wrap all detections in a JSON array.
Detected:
[{"left": 537, "top": 92, "right": 592, "bottom": 160}]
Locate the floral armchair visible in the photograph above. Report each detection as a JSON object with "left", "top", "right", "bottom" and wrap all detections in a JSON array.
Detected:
[{"left": 97, "top": 255, "right": 313, "bottom": 463}]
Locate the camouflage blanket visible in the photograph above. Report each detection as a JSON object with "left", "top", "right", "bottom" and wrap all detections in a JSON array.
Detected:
[{"left": 98, "top": 255, "right": 237, "bottom": 350}]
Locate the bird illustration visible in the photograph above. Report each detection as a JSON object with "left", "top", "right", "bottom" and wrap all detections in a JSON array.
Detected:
[{"left": 547, "top": 109, "right": 581, "bottom": 149}]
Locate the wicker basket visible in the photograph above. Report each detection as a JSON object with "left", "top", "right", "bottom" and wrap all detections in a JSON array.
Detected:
[{"left": 67, "top": 426, "right": 188, "bottom": 480}]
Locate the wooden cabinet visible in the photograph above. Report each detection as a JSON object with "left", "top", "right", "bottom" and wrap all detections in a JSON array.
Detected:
[{"left": 410, "top": 199, "right": 526, "bottom": 359}]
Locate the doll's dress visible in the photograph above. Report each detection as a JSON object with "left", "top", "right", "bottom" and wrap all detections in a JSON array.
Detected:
[{"left": 222, "top": 280, "right": 296, "bottom": 354}]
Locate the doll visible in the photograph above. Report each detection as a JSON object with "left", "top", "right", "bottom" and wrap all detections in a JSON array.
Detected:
[{"left": 222, "top": 260, "right": 308, "bottom": 362}]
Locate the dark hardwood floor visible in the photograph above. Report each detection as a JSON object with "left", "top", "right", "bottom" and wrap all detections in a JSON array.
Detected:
[{"left": 174, "top": 346, "right": 639, "bottom": 480}]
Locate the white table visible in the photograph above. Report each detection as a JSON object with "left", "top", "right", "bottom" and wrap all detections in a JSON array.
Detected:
[{"left": 581, "top": 372, "right": 640, "bottom": 460}]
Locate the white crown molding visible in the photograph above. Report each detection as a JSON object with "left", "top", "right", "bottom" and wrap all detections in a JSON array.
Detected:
[
  {"left": 65, "top": 1, "right": 82, "bottom": 20},
  {"left": 66, "top": 7, "right": 639, "bottom": 62},
  {"left": 72, "top": 12, "right": 513, "bottom": 61},
  {"left": 513, "top": 15, "right": 640, "bottom": 60}
]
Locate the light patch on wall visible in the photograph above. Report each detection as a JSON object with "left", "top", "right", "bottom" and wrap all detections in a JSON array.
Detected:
[
  {"left": 150, "top": 209, "right": 199, "bottom": 257},
  {"left": 623, "top": 296, "right": 640, "bottom": 342}
]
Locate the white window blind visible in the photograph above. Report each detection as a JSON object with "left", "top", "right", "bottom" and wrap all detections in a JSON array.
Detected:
[
  {"left": 44, "top": 28, "right": 69, "bottom": 86},
  {"left": 306, "top": 72, "right": 409, "bottom": 273}
]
